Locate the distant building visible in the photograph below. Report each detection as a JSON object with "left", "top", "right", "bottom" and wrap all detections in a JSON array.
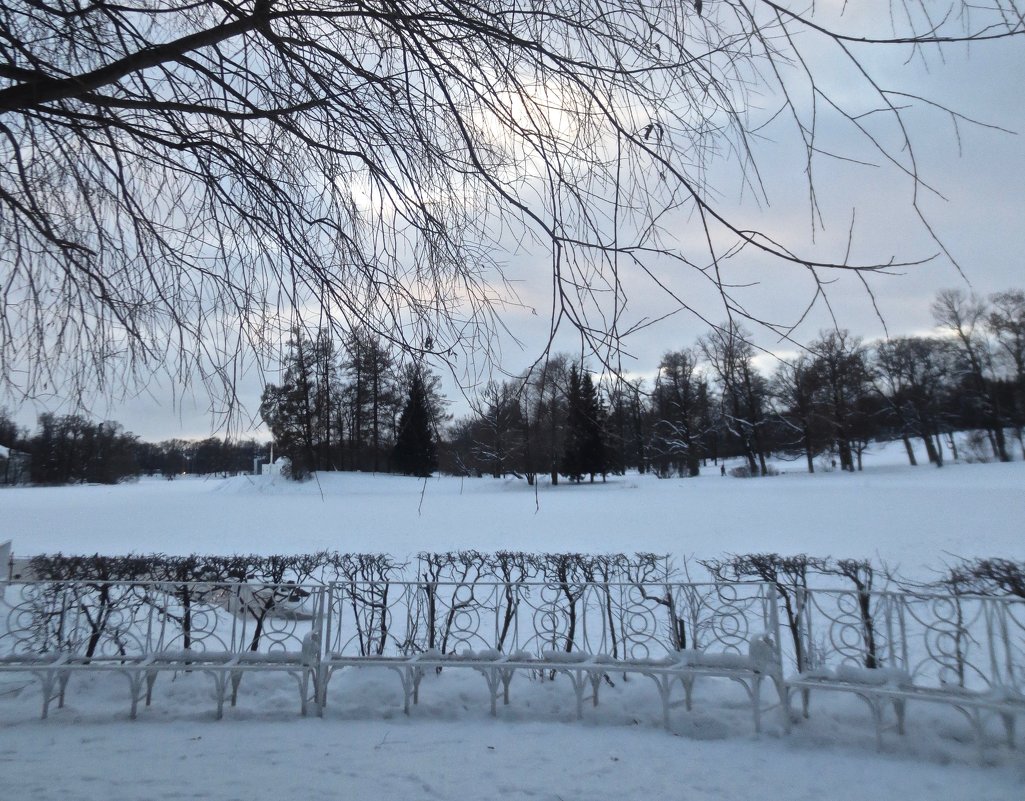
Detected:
[{"left": 264, "top": 456, "right": 291, "bottom": 478}]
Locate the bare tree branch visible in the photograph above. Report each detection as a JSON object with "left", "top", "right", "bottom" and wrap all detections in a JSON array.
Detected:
[{"left": 1, "top": 0, "right": 1021, "bottom": 424}]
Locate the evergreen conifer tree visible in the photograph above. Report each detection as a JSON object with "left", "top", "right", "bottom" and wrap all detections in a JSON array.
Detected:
[
  {"left": 579, "top": 371, "right": 609, "bottom": 482},
  {"left": 562, "top": 364, "right": 608, "bottom": 482},
  {"left": 391, "top": 370, "right": 438, "bottom": 477},
  {"left": 560, "top": 364, "right": 586, "bottom": 482}
]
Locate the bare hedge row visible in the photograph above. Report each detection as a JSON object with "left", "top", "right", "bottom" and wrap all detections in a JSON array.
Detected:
[
  {"left": 24, "top": 551, "right": 670, "bottom": 586},
  {"left": 17, "top": 552, "right": 1025, "bottom": 600}
]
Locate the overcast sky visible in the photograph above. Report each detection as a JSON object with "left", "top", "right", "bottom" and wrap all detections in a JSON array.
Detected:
[{"left": 4, "top": 24, "right": 1024, "bottom": 443}]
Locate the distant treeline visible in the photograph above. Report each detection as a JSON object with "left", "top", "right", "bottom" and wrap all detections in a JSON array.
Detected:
[
  {"left": 265, "top": 287, "right": 1025, "bottom": 482},
  {"left": 1, "top": 287, "right": 1023, "bottom": 485},
  {"left": 449, "top": 288, "right": 1025, "bottom": 480},
  {"left": 0, "top": 412, "right": 263, "bottom": 485}
]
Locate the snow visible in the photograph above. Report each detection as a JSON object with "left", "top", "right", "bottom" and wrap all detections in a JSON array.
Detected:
[
  {"left": 0, "top": 712, "right": 1017, "bottom": 801},
  {"left": 1, "top": 667, "right": 1023, "bottom": 800},
  {"left": 4, "top": 442, "right": 1024, "bottom": 575},
  {"left": 2, "top": 443, "right": 1024, "bottom": 799},
  {"left": 832, "top": 665, "right": 912, "bottom": 687}
]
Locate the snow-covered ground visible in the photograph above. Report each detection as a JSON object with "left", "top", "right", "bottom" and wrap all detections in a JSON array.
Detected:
[
  {"left": 4, "top": 442, "right": 1024, "bottom": 574},
  {"left": 2, "top": 443, "right": 1024, "bottom": 799}
]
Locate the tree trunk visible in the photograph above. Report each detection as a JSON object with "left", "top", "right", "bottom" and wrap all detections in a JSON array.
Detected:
[
  {"left": 992, "top": 424, "right": 1011, "bottom": 462},
  {"left": 945, "top": 432, "right": 959, "bottom": 462},
  {"left": 372, "top": 379, "right": 380, "bottom": 472},
  {"left": 838, "top": 438, "right": 854, "bottom": 472},
  {"left": 902, "top": 435, "right": 917, "bottom": 466}
]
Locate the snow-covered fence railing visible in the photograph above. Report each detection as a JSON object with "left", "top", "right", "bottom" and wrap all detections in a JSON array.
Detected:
[
  {"left": 6, "top": 573, "right": 1022, "bottom": 749},
  {"left": 0, "top": 580, "right": 324, "bottom": 718},
  {"left": 317, "top": 580, "right": 785, "bottom": 731},
  {"left": 784, "top": 588, "right": 1025, "bottom": 755}
]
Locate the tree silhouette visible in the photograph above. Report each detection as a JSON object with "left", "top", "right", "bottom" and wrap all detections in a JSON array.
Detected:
[
  {"left": 392, "top": 370, "right": 438, "bottom": 477},
  {"left": 561, "top": 365, "right": 607, "bottom": 482}
]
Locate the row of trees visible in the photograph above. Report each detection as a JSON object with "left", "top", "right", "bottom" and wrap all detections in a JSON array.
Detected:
[
  {"left": 258, "top": 329, "right": 447, "bottom": 479},
  {"left": 453, "top": 289, "right": 1025, "bottom": 479},
  {"left": 0, "top": 411, "right": 265, "bottom": 485},
  {"left": 14, "top": 414, "right": 138, "bottom": 485},
  {"left": 3, "top": 288, "right": 1021, "bottom": 485},
  {"left": 3, "top": 330, "right": 455, "bottom": 488},
  {"left": 449, "top": 358, "right": 613, "bottom": 484},
  {"left": 134, "top": 438, "right": 265, "bottom": 479}
]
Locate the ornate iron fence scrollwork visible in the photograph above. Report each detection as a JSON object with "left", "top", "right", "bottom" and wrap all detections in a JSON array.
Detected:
[{"left": 2, "top": 573, "right": 1022, "bottom": 754}]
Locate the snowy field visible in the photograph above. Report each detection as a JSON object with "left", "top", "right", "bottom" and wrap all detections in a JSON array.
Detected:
[
  {"left": 4, "top": 442, "right": 1024, "bottom": 573},
  {"left": 2, "top": 443, "right": 1024, "bottom": 800}
]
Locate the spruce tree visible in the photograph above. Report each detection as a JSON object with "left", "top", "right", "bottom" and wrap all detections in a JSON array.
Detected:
[
  {"left": 562, "top": 364, "right": 609, "bottom": 482},
  {"left": 579, "top": 371, "right": 609, "bottom": 482},
  {"left": 391, "top": 370, "right": 438, "bottom": 477},
  {"left": 560, "top": 364, "right": 586, "bottom": 482}
]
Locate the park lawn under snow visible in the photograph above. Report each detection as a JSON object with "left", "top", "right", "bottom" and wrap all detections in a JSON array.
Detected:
[
  {"left": 2, "top": 441, "right": 1024, "bottom": 800},
  {"left": 4, "top": 442, "right": 1024, "bottom": 573}
]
